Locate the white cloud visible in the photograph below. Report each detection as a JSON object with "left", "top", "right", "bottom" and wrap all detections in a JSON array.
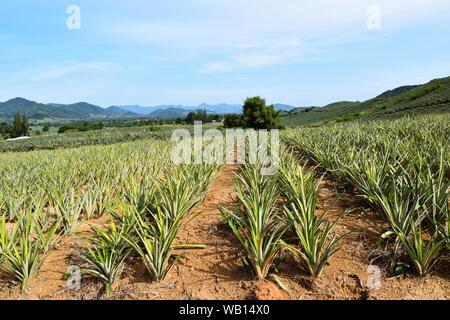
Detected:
[
  {"left": 102, "top": 0, "right": 450, "bottom": 48},
  {"left": 233, "top": 52, "right": 282, "bottom": 68},
  {"left": 198, "top": 36, "right": 303, "bottom": 74},
  {"left": 100, "top": 0, "right": 450, "bottom": 75},
  {"left": 197, "top": 61, "right": 233, "bottom": 74},
  {"left": 21, "top": 62, "right": 118, "bottom": 81}
]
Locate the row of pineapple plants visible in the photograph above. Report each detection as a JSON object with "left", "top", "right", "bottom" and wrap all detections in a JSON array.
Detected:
[
  {"left": 221, "top": 145, "right": 341, "bottom": 282},
  {"left": 0, "top": 139, "right": 176, "bottom": 292},
  {"left": 282, "top": 116, "right": 449, "bottom": 276},
  {"left": 0, "top": 133, "right": 222, "bottom": 294},
  {"left": 81, "top": 163, "right": 220, "bottom": 295}
]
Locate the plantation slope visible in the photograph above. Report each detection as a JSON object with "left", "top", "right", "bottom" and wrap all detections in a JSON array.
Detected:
[
  {"left": 282, "top": 101, "right": 361, "bottom": 126},
  {"left": 282, "top": 76, "right": 450, "bottom": 126}
]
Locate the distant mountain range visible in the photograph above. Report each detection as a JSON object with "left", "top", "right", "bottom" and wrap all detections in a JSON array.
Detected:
[
  {"left": 0, "top": 99, "right": 296, "bottom": 122},
  {"left": 2, "top": 74, "right": 449, "bottom": 125},
  {"left": 282, "top": 76, "right": 450, "bottom": 126},
  {"left": 112, "top": 103, "right": 295, "bottom": 118},
  {"left": 111, "top": 103, "right": 244, "bottom": 117}
]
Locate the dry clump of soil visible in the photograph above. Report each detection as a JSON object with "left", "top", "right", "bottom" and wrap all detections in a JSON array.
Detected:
[{"left": 0, "top": 164, "right": 448, "bottom": 300}]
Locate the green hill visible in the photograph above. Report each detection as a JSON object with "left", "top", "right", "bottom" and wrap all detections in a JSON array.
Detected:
[
  {"left": 0, "top": 98, "right": 136, "bottom": 122},
  {"left": 282, "top": 76, "right": 450, "bottom": 126},
  {"left": 373, "top": 85, "right": 419, "bottom": 99}
]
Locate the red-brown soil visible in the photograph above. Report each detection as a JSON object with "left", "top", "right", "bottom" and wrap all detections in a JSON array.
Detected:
[{"left": 0, "top": 164, "right": 448, "bottom": 300}]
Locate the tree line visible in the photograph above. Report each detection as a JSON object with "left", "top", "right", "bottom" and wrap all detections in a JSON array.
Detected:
[
  {"left": 58, "top": 121, "right": 104, "bottom": 134},
  {"left": 223, "top": 96, "right": 281, "bottom": 129},
  {"left": 185, "top": 109, "right": 223, "bottom": 124},
  {"left": 0, "top": 112, "right": 30, "bottom": 139}
]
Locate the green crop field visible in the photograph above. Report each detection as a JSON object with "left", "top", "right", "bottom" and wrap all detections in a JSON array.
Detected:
[{"left": 0, "top": 114, "right": 448, "bottom": 298}]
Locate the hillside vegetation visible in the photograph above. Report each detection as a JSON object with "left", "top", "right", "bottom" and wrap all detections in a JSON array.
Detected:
[
  {"left": 282, "top": 76, "right": 450, "bottom": 126},
  {"left": 0, "top": 98, "right": 129, "bottom": 121}
]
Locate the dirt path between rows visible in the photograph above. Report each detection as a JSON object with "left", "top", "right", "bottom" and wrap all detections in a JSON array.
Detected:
[
  {"left": 110, "top": 163, "right": 288, "bottom": 300},
  {"left": 0, "top": 163, "right": 286, "bottom": 300},
  {"left": 0, "top": 163, "right": 448, "bottom": 300},
  {"left": 102, "top": 164, "right": 450, "bottom": 300},
  {"left": 148, "top": 163, "right": 253, "bottom": 299}
]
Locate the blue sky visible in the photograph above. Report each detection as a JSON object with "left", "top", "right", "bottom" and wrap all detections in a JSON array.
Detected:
[{"left": 1, "top": 0, "right": 450, "bottom": 107}]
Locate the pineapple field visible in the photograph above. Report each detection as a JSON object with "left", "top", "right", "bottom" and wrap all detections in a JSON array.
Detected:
[{"left": 0, "top": 116, "right": 448, "bottom": 300}]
